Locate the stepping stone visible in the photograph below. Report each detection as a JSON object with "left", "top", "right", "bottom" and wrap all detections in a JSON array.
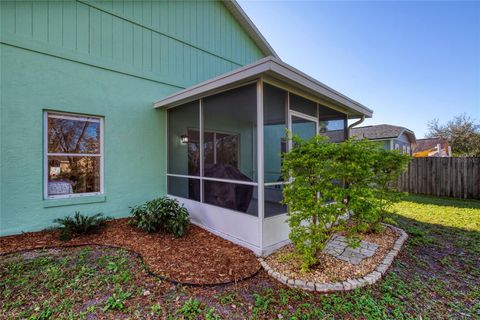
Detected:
[{"left": 323, "top": 235, "right": 379, "bottom": 265}]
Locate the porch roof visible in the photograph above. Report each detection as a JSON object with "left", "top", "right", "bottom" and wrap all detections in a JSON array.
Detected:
[{"left": 153, "top": 56, "right": 373, "bottom": 118}]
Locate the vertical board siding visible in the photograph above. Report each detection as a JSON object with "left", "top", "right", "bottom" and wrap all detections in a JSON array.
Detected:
[
  {"left": 1, "top": 0, "right": 265, "bottom": 89},
  {"left": 397, "top": 158, "right": 480, "bottom": 200}
]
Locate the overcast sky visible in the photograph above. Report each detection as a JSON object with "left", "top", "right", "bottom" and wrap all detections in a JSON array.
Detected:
[{"left": 239, "top": 0, "right": 480, "bottom": 138}]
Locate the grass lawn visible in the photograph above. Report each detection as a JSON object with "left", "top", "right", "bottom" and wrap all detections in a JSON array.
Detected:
[{"left": 1, "top": 195, "right": 479, "bottom": 319}]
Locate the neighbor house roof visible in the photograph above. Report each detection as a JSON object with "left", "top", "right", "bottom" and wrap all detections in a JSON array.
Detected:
[
  {"left": 415, "top": 137, "right": 449, "bottom": 153},
  {"left": 154, "top": 56, "right": 373, "bottom": 118},
  {"left": 223, "top": 1, "right": 278, "bottom": 58},
  {"left": 350, "top": 124, "right": 416, "bottom": 142}
]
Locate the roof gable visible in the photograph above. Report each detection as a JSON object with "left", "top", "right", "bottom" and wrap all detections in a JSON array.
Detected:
[
  {"left": 415, "top": 137, "right": 449, "bottom": 152},
  {"left": 222, "top": 1, "right": 278, "bottom": 58}
]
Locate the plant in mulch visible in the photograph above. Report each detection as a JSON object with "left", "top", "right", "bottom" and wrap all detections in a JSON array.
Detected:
[
  {"left": 129, "top": 197, "right": 190, "bottom": 238},
  {"left": 53, "top": 211, "right": 111, "bottom": 241},
  {"left": 281, "top": 134, "right": 410, "bottom": 271}
]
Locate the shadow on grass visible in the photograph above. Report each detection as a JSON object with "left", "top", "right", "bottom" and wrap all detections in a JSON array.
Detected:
[{"left": 388, "top": 212, "right": 480, "bottom": 257}]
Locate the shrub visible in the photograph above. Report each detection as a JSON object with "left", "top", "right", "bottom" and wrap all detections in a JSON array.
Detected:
[
  {"left": 53, "top": 211, "right": 110, "bottom": 241},
  {"left": 129, "top": 197, "right": 190, "bottom": 237},
  {"left": 281, "top": 134, "right": 410, "bottom": 271}
]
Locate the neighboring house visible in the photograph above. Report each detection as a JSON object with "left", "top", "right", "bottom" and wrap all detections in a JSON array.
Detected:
[
  {"left": 0, "top": 0, "right": 372, "bottom": 255},
  {"left": 350, "top": 124, "right": 416, "bottom": 155},
  {"left": 414, "top": 137, "right": 452, "bottom": 157}
]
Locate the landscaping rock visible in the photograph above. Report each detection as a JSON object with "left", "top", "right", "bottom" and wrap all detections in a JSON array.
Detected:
[{"left": 260, "top": 224, "right": 408, "bottom": 293}]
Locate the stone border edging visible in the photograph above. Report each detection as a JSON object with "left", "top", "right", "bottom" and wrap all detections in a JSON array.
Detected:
[{"left": 258, "top": 224, "right": 408, "bottom": 293}]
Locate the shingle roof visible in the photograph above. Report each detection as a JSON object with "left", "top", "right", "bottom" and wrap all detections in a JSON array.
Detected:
[
  {"left": 350, "top": 124, "right": 415, "bottom": 141},
  {"left": 415, "top": 137, "right": 448, "bottom": 152}
]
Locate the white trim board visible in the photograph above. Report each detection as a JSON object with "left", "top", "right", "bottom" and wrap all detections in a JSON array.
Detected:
[{"left": 153, "top": 57, "right": 373, "bottom": 118}]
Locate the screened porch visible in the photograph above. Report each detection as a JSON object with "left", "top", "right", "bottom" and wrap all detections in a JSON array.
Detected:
[{"left": 154, "top": 57, "right": 372, "bottom": 255}]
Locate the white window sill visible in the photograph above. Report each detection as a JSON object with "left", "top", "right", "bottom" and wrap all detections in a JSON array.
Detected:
[{"left": 43, "top": 195, "right": 106, "bottom": 208}]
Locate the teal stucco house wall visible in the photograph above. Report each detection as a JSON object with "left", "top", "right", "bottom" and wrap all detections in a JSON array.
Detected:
[{"left": 0, "top": 0, "right": 273, "bottom": 236}]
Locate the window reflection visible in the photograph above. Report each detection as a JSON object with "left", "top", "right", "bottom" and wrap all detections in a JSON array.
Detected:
[
  {"left": 48, "top": 156, "right": 100, "bottom": 195},
  {"left": 48, "top": 117, "right": 100, "bottom": 154}
]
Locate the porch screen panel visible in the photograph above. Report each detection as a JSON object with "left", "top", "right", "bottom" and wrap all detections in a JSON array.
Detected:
[
  {"left": 318, "top": 105, "right": 347, "bottom": 142},
  {"left": 290, "top": 93, "right": 317, "bottom": 117},
  {"left": 167, "top": 101, "right": 200, "bottom": 176},
  {"left": 264, "top": 185, "right": 288, "bottom": 217},
  {"left": 263, "top": 83, "right": 287, "bottom": 183},
  {"left": 202, "top": 83, "right": 257, "bottom": 182},
  {"left": 167, "top": 176, "right": 200, "bottom": 201},
  {"left": 203, "top": 180, "right": 258, "bottom": 216}
]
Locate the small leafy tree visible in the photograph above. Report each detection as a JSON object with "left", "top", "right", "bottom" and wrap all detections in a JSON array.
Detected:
[
  {"left": 427, "top": 114, "right": 480, "bottom": 157},
  {"left": 281, "top": 134, "right": 409, "bottom": 271}
]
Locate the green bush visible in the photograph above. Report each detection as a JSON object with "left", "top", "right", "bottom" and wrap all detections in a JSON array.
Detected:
[
  {"left": 129, "top": 197, "right": 190, "bottom": 237},
  {"left": 281, "top": 134, "right": 410, "bottom": 271},
  {"left": 53, "top": 211, "right": 110, "bottom": 241}
]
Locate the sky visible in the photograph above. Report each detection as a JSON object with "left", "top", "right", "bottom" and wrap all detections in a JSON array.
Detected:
[{"left": 239, "top": 0, "right": 480, "bottom": 138}]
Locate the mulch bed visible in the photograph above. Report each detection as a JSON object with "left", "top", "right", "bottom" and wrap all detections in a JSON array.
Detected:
[
  {"left": 265, "top": 225, "right": 400, "bottom": 284},
  {"left": 0, "top": 218, "right": 260, "bottom": 285}
]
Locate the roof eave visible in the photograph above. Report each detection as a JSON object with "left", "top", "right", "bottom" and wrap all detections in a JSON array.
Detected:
[
  {"left": 153, "top": 57, "right": 373, "bottom": 118},
  {"left": 222, "top": 0, "right": 279, "bottom": 59}
]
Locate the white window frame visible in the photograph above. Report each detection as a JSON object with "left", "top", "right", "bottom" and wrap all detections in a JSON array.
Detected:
[
  {"left": 186, "top": 127, "right": 241, "bottom": 168},
  {"left": 44, "top": 111, "right": 104, "bottom": 199}
]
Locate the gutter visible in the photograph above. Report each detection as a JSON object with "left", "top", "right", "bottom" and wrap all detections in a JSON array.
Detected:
[{"left": 347, "top": 116, "right": 365, "bottom": 138}]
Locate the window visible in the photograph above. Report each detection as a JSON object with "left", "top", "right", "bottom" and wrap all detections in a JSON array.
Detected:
[
  {"left": 202, "top": 130, "right": 240, "bottom": 169},
  {"left": 45, "top": 112, "right": 103, "bottom": 199},
  {"left": 395, "top": 143, "right": 400, "bottom": 150}
]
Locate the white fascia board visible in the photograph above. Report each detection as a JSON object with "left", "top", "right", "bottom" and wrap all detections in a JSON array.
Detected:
[
  {"left": 269, "top": 59, "right": 373, "bottom": 117},
  {"left": 153, "top": 57, "right": 272, "bottom": 108},
  {"left": 153, "top": 57, "right": 373, "bottom": 118}
]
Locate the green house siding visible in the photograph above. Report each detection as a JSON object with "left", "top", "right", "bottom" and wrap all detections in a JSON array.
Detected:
[{"left": 0, "top": 0, "right": 266, "bottom": 235}]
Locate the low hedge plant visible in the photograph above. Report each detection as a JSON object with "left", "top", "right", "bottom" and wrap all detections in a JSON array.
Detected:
[
  {"left": 53, "top": 211, "right": 111, "bottom": 241},
  {"left": 129, "top": 197, "right": 190, "bottom": 238}
]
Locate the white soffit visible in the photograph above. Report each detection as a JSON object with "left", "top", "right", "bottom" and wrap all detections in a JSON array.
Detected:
[{"left": 153, "top": 56, "right": 373, "bottom": 118}]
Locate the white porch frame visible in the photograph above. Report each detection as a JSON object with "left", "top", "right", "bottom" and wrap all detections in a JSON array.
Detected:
[{"left": 164, "top": 79, "right": 337, "bottom": 255}]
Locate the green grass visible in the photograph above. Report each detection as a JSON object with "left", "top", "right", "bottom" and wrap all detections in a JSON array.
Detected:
[
  {"left": 1, "top": 195, "right": 479, "bottom": 319},
  {"left": 392, "top": 195, "right": 480, "bottom": 232}
]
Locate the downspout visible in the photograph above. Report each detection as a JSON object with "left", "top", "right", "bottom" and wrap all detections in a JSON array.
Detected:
[
  {"left": 344, "top": 115, "right": 366, "bottom": 217},
  {"left": 347, "top": 115, "right": 365, "bottom": 138}
]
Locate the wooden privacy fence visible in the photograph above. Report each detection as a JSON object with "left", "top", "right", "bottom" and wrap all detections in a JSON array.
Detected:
[{"left": 396, "top": 157, "right": 480, "bottom": 199}]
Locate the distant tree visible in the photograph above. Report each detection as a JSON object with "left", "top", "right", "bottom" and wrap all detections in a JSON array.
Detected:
[{"left": 427, "top": 114, "right": 480, "bottom": 157}]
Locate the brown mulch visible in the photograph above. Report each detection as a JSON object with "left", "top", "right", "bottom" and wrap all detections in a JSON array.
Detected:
[
  {"left": 0, "top": 218, "right": 260, "bottom": 285},
  {"left": 265, "top": 225, "right": 400, "bottom": 283}
]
